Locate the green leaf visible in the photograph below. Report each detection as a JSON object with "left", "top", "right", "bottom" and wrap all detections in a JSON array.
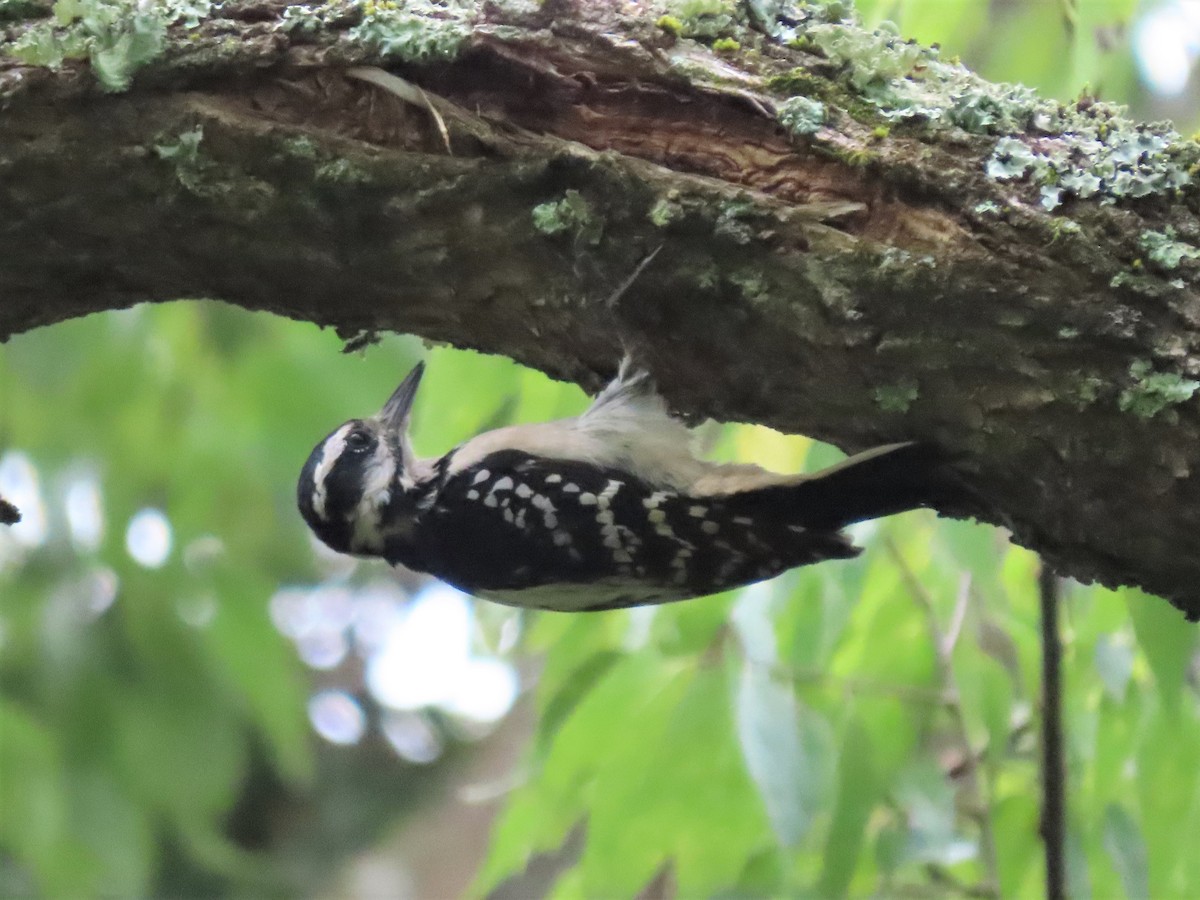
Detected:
[
  {"left": 1093, "top": 633, "right": 1134, "bottom": 702},
  {"left": 652, "top": 592, "right": 734, "bottom": 657},
  {"left": 564, "top": 664, "right": 774, "bottom": 897},
  {"left": 817, "top": 717, "right": 877, "bottom": 898},
  {"left": 53, "top": 0, "right": 84, "bottom": 25},
  {"left": 1067, "top": 829, "right": 1094, "bottom": 900},
  {"left": 412, "top": 347, "right": 519, "bottom": 453},
  {"left": 203, "top": 566, "right": 313, "bottom": 785},
  {"left": 734, "top": 657, "right": 833, "bottom": 848},
  {"left": 1102, "top": 804, "right": 1149, "bottom": 900},
  {"left": 0, "top": 701, "right": 69, "bottom": 891},
  {"left": 730, "top": 582, "right": 779, "bottom": 663},
  {"left": 991, "top": 793, "right": 1041, "bottom": 898},
  {"left": 892, "top": 760, "right": 976, "bottom": 868},
  {"left": 476, "top": 654, "right": 687, "bottom": 896},
  {"left": 959, "top": 654, "right": 1014, "bottom": 770},
  {"left": 1124, "top": 587, "right": 1196, "bottom": 711},
  {"left": 937, "top": 518, "right": 1002, "bottom": 589},
  {"left": 1133, "top": 710, "right": 1200, "bottom": 894},
  {"left": 534, "top": 649, "right": 623, "bottom": 757},
  {"left": 67, "top": 769, "right": 153, "bottom": 897}
]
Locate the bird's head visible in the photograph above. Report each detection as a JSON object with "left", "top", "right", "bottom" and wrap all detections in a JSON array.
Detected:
[{"left": 297, "top": 361, "right": 428, "bottom": 556}]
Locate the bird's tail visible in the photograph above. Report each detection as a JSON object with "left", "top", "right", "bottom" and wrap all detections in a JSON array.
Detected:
[{"left": 727, "top": 442, "right": 965, "bottom": 532}]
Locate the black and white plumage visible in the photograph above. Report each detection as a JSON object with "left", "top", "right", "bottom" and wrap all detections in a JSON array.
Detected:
[{"left": 297, "top": 360, "right": 955, "bottom": 612}]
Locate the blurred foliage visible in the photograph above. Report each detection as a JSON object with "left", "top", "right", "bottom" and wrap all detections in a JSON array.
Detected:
[{"left": 2, "top": 1, "right": 1200, "bottom": 898}]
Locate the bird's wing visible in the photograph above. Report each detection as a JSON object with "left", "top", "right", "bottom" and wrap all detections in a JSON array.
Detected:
[
  {"left": 444, "top": 359, "right": 795, "bottom": 494},
  {"left": 413, "top": 449, "right": 856, "bottom": 610}
]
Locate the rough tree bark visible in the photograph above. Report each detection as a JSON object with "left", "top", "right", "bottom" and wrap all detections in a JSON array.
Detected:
[{"left": 2, "top": 1, "right": 1199, "bottom": 613}]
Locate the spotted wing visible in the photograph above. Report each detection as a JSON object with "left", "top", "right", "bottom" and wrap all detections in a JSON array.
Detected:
[{"left": 410, "top": 450, "right": 858, "bottom": 612}]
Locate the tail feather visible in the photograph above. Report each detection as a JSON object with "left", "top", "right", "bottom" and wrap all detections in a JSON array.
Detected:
[{"left": 727, "top": 442, "right": 960, "bottom": 531}]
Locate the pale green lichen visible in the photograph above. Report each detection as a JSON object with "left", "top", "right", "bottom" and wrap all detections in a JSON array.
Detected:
[
  {"left": 672, "top": 0, "right": 736, "bottom": 40},
  {"left": 7, "top": 0, "right": 211, "bottom": 91},
  {"left": 748, "top": 0, "right": 856, "bottom": 41},
  {"left": 349, "top": 0, "right": 471, "bottom": 63},
  {"left": 1048, "top": 218, "right": 1082, "bottom": 239},
  {"left": 655, "top": 14, "right": 683, "bottom": 37},
  {"left": 1118, "top": 359, "right": 1199, "bottom": 420},
  {"left": 985, "top": 122, "right": 1193, "bottom": 210},
  {"left": 532, "top": 190, "right": 602, "bottom": 244},
  {"left": 1067, "top": 373, "right": 1104, "bottom": 409},
  {"left": 154, "top": 125, "right": 210, "bottom": 193},
  {"left": 316, "top": 158, "right": 371, "bottom": 184},
  {"left": 777, "top": 95, "right": 826, "bottom": 136},
  {"left": 713, "top": 198, "right": 762, "bottom": 244},
  {"left": 1139, "top": 228, "right": 1200, "bottom": 271},
  {"left": 728, "top": 268, "right": 770, "bottom": 303},
  {"left": 796, "top": 18, "right": 1050, "bottom": 134},
  {"left": 808, "top": 22, "right": 922, "bottom": 92},
  {"left": 758, "top": 9, "right": 1196, "bottom": 211},
  {"left": 648, "top": 197, "right": 683, "bottom": 227},
  {"left": 280, "top": 135, "right": 319, "bottom": 161},
  {"left": 874, "top": 379, "right": 920, "bottom": 413},
  {"left": 280, "top": 3, "right": 335, "bottom": 35}
]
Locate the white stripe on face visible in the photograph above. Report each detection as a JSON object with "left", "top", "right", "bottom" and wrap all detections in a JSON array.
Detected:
[{"left": 311, "top": 424, "right": 352, "bottom": 520}]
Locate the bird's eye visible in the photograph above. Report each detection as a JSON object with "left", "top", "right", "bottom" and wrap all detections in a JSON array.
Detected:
[{"left": 345, "top": 430, "right": 371, "bottom": 452}]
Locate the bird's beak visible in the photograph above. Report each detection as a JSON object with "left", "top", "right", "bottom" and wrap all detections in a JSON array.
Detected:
[{"left": 379, "top": 361, "right": 425, "bottom": 434}]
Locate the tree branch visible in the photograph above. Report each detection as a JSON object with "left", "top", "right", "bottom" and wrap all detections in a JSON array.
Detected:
[{"left": 2, "top": 2, "right": 1199, "bottom": 611}]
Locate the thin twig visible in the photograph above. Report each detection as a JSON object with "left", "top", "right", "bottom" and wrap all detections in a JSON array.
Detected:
[
  {"left": 885, "top": 537, "right": 1001, "bottom": 899},
  {"left": 1038, "top": 563, "right": 1066, "bottom": 900},
  {"left": 605, "top": 244, "right": 663, "bottom": 310},
  {"left": 746, "top": 655, "right": 952, "bottom": 705},
  {"left": 345, "top": 66, "right": 453, "bottom": 153}
]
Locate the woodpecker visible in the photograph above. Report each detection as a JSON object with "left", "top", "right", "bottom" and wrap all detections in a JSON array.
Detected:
[{"left": 298, "top": 359, "right": 957, "bottom": 612}]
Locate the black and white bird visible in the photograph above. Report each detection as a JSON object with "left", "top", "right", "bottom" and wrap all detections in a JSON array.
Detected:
[{"left": 298, "top": 359, "right": 957, "bottom": 612}]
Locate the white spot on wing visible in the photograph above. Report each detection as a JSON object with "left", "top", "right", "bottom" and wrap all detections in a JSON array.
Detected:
[
  {"left": 689, "top": 505, "right": 707, "bottom": 518},
  {"left": 701, "top": 521, "right": 719, "bottom": 535},
  {"left": 578, "top": 493, "right": 597, "bottom": 506},
  {"left": 473, "top": 470, "right": 490, "bottom": 485},
  {"left": 563, "top": 483, "right": 580, "bottom": 493},
  {"left": 492, "top": 476, "right": 514, "bottom": 492},
  {"left": 467, "top": 489, "right": 480, "bottom": 500},
  {"left": 545, "top": 473, "right": 562, "bottom": 484},
  {"left": 515, "top": 483, "right": 533, "bottom": 498}
]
